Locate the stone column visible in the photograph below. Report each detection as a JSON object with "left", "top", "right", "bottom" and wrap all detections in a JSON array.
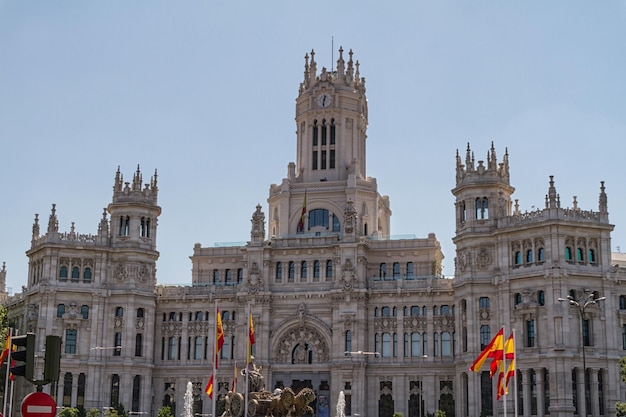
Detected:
[
  {"left": 522, "top": 369, "right": 531, "bottom": 417},
  {"left": 536, "top": 369, "right": 544, "bottom": 417},
  {"left": 589, "top": 368, "right": 600, "bottom": 417},
  {"left": 576, "top": 368, "right": 586, "bottom": 417}
]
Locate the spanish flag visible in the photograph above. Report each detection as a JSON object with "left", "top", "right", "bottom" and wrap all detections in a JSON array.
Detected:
[
  {"left": 216, "top": 309, "right": 225, "bottom": 364},
  {"left": 297, "top": 191, "right": 307, "bottom": 232},
  {"left": 248, "top": 312, "right": 255, "bottom": 364},
  {"left": 205, "top": 374, "right": 214, "bottom": 399},
  {"left": 496, "top": 333, "right": 516, "bottom": 400},
  {"left": 469, "top": 327, "right": 504, "bottom": 373},
  {"left": 0, "top": 336, "right": 10, "bottom": 364},
  {"left": 490, "top": 331, "right": 515, "bottom": 377}
]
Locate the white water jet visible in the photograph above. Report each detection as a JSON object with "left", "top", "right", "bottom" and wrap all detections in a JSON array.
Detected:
[
  {"left": 336, "top": 391, "right": 345, "bottom": 417},
  {"left": 183, "top": 381, "right": 194, "bottom": 417}
]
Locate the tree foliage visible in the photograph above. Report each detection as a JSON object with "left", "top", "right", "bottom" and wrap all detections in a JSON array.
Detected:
[
  {"left": 59, "top": 408, "right": 81, "bottom": 417},
  {"left": 617, "top": 357, "right": 626, "bottom": 417},
  {"left": 157, "top": 406, "right": 174, "bottom": 417}
]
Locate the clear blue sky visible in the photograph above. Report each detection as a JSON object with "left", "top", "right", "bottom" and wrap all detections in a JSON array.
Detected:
[{"left": 1, "top": 2, "right": 625, "bottom": 293}]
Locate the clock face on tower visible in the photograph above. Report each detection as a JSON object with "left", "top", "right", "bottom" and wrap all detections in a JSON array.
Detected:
[{"left": 317, "top": 93, "right": 332, "bottom": 108}]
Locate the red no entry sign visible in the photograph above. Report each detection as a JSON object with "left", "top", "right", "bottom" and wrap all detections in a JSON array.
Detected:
[{"left": 21, "top": 392, "right": 56, "bottom": 417}]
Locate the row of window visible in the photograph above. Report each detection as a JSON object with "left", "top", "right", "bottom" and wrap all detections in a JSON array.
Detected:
[
  {"left": 59, "top": 266, "right": 92, "bottom": 282},
  {"left": 63, "top": 329, "right": 143, "bottom": 357},
  {"left": 458, "top": 197, "right": 490, "bottom": 223},
  {"left": 311, "top": 119, "right": 336, "bottom": 171},
  {"left": 513, "top": 247, "right": 597, "bottom": 267},
  {"left": 118, "top": 216, "right": 152, "bottom": 237},
  {"left": 56, "top": 305, "right": 145, "bottom": 319},
  {"left": 212, "top": 269, "right": 244, "bottom": 285},
  {"left": 161, "top": 334, "right": 254, "bottom": 361},
  {"left": 370, "top": 331, "right": 455, "bottom": 358},
  {"left": 162, "top": 310, "right": 236, "bottom": 322},
  {"left": 374, "top": 305, "right": 455, "bottom": 317},
  {"left": 378, "top": 262, "right": 416, "bottom": 279},
  {"left": 275, "top": 260, "right": 333, "bottom": 282}
]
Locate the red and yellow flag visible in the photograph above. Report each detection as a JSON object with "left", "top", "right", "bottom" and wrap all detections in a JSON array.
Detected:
[
  {"left": 205, "top": 374, "right": 214, "bottom": 399},
  {"left": 216, "top": 308, "right": 225, "bottom": 364},
  {"left": 231, "top": 364, "right": 238, "bottom": 392},
  {"left": 297, "top": 192, "right": 307, "bottom": 232},
  {"left": 490, "top": 331, "right": 515, "bottom": 376},
  {"left": 496, "top": 333, "right": 516, "bottom": 400},
  {"left": 0, "top": 336, "right": 10, "bottom": 364},
  {"left": 469, "top": 327, "right": 504, "bottom": 373},
  {"left": 248, "top": 312, "right": 255, "bottom": 364}
]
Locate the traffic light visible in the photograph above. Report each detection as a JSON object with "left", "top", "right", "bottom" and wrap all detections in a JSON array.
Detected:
[
  {"left": 44, "top": 335, "right": 62, "bottom": 382},
  {"left": 10, "top": 333, "right": 36, "bottom": 381}
]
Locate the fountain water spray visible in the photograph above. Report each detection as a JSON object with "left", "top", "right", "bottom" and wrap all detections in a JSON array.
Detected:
[
  {"left": 336, "top": 391, "right": 345, "bottom": 417},
  {"left": 184, "top": 381, "right": 194, "bottom": 417}
]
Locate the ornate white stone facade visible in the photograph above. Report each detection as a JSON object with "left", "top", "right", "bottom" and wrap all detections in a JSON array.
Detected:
[{"left": 2, "top": 48, "right": 626, "bottom": 417}]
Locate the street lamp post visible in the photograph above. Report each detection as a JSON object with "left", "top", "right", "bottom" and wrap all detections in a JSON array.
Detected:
[{"left": 558, "top": 293, "right": 605, "bottom": 416}]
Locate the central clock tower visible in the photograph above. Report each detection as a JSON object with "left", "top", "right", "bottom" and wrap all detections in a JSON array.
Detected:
[
  {"left": 294, "top": 47, "right": 369, "bottom": 183},
  {"left": 267, "top": 47, "right": 390, "bottom": 239}
]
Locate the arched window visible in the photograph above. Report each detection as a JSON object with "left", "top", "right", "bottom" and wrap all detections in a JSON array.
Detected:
[
  {"left": 514, "top": 293, "right": 522, "bottom": 305},
  {"left": 411, "top": 306, "right": 420, "bottom": 316},
  {"left": 135, "top": 334, "right": 143, "bottom": 357},
  {"left": 441, "top": 332, "right": 452, "bottom": 356},
  {"left": 288, "top": 262, "right": 295, "bottom": 282},
  {"left": 393, "top": 306, "right": 398, "bottom": 317},
  {"left": 111, "top": 374, "right": 120, "bottom": 407},
  {"left": 275, "top": 262, "right": 283, "bottom": 282},
  {"left": 301, "top": 261, "right": 307, "bottom": 281},
  {"left": 194, "top": 336, "right": 203, "bottom": 360},
  {"left": 132, "top": 375, "right": 141, "bottom": 413},
  {"left": 57, "top": 304, "right": 65, "bottom": 318},
  {"left": 321, "top": 119, "right": 327, "bottom": 146},
  {"left": 406, "top": 262, "right": 414, "bottom": 278},
  {"left": 114, "top": 333, "right": 122, "bottom": 356},
  {"left": 140, "top": 217, "right": 150, "bottom": 238},
  {"left": 411, "top": 332, "right": 421, "bottom": 356},
  {"left": 237, "top": 268, "right": 244, "bottom": 283},
  {"left": 440, "top": 305, "right": 451, "bottom": 316},
  {"left": 479, "top": 297, "right": 490, "bottom": 308},
  {"left": 59, "top": 266, "right": 68, "bottom": 280},
  {"left": 526, "top": 250, "right": 533, "bottom": 263},
  {"left": 195, "top": 311, "right": 203, "bottom": 321},
  {"left": 222, "top": 311, "right": 230, "bottom": 321},
  {"left": 538, "top": 290, "right": 545, "bottom": 306},
  {"left": 565, "top": 247, "right": 573, "bottom": 261},
  {"left": 325, "top": 260, "right": 333, "bottom": 279},
  {"left": 137, "top": 308, "right": 145, "bottom": 318},
  {"left": 119, "top": 216, "right": 130, "bottom": 236},
  {"left": 380, "top": 263, "right": 387, "bottom": 278},
  {"left": 475, "top": 197, "right": 489, "bottom": 220},
  {"left": 213, "top": 270, "right": 220, "bottom": 284},
  {"left": 374, "top": 307, "right": 380, "bottom": 317},
  {"left": 313, "top": 260, "right": 320, "bottom": 281},
  {"left": 459, "top": 201, "right": 467, "bottom": 223},
  {"left": 308, "top": 209, "right": 330, "bottom": 229},
  {"left": 577, "top": 248, "right": 584, "bottom": 262},
  {"left": 382, "top": 306, "right": 391, "bottom": 317},
  {"left": 344, "top": 330, "right": 352, "bottom": 353},
  {"left": 393, "top": 262, "right": 400, "bottom": 278},
  {"left": 115, "top": 307, "right": 124, "bottom": 317},
  {"left": 588, "top": 249, "right": 596, "bottom": 264},
  {"left": 81, "top": 305, "right": 89, "bottom": 319},
  {"left": 514, "top": 251, "right": 522, "bottom": 266},
  {"left": 382, "top": 333, "right": 391, "bottom": 357},
  {"left": 330, "top": 119, "right": 336, "bottom": 145},
  {"left": 83, "top": 267, "right": 92, "bottom": 282},
  {"left": 168, "top": 337, "right": 177, "bottom": 360},
  {"left": 63, "top": 372, "right": 73, "bottom": 407},
  {"left": 538, "top": 248, "right": 545, "bottom": 262},
  {"left": 71, "top": 267, "right": 80, "bottom": 281},
  {"left": 620, "top": 295, "right": 626, "bottom": 310},
  {"left": 225, "top": 269, "right": 232, "bottom": 285}
]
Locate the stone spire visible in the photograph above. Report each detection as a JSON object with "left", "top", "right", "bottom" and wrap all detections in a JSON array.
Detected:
[
  {"left": 32, "top": 213, "right": 40, "bottom": 241},
  {"left": 545, "top": 176, "right": 560, "bottom": 209},
  {"left": 599, "top": 181, "right": 608, "bottom": 214},
  {"left": 47, "top": 204, "right": 58, "bottom": 233}
]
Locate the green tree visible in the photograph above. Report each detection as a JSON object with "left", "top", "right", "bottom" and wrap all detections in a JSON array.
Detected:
[
  {"left": 86, "top": 408, "right": 101, "bottom": 417},
  {"left": 158, "top": 406, "right": 174, "bottom": 417},
  {"left": 393, "top": 413, "right": 403, "bottom": 417},
  {"left": 435, "top": 410, "right": 446, "bottom": 417},
  {"left": 59, "top": 408, "right": 81, "bottom": 417}
]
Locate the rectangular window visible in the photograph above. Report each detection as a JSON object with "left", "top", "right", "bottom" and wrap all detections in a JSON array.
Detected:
[
  {"left": 329, "top": 150, "right": 335, "bottom": 169},
  {"left": 65, "top": 329, "right": 77, "bottom": 354},
  {"left": 312, "top": 151, "right": 318, "bottom": 170},
  {"left": 526, "top": 319, "right": 535, "bottom": 347},
  {"left": 321, "top": 150, "right": 327, "bottom": 169},
  {"left": 582, "top": 319, "right": 590, "bottom": 346}
]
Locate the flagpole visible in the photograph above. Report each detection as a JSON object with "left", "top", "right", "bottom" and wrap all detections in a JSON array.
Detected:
[
  {"left": 502, "top": 326, "right": 507, "bottom": 417},
  {"left": 212, "top": 300, "right": 218, "bottom": 417},
  {"left": 512, "top": 329, "right": 518, "bottom": 417},
  {"left": 3, "top": 328, "right": 12, "bottom": 417},
  {"left": 244, "top": 303, "right": 251, "bottom": 417}
]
